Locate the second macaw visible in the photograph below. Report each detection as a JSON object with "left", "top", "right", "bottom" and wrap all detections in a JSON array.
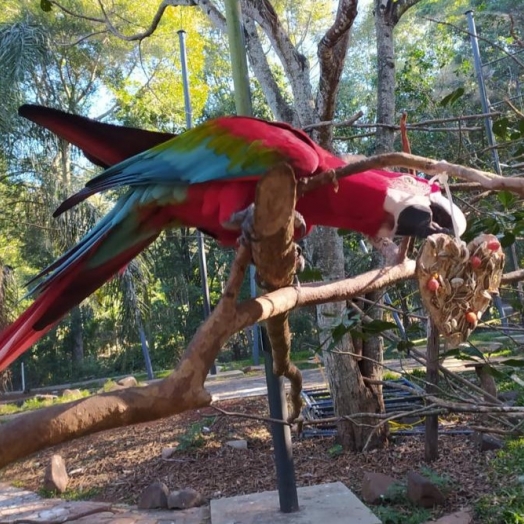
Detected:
[{"left": 0, "top": 105, "right": 467, "bottom": 370}]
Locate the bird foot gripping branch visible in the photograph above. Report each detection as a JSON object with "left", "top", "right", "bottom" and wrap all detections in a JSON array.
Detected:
[
  {"left": 417, "top": 233, "right": 505, "bottom": 347},
  {"left": 223, "top": 204, "right": 308, "bottom": 245}
]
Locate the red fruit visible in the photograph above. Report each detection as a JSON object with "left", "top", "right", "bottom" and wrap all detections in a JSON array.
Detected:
[
  {"left": 427, "top": 278, "right": 440, "bottom": 292},
  {"left": 487, "top": 239, "right": 501, "bottom": 251},
  {"left": 470, "top": 256, "right": 482, "bottom": 269},
  {"left": 465, "top": 311, "right": 478, "bottom": 324}
]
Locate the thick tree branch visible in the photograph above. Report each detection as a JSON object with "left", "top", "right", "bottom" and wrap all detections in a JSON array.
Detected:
[
  {"left": 243, "top": 17, "right": 296, "bottom": 124},
  {"left": 251, "top": 165, "right": 302, "bottom": 421},
  {"left": 244, "top": 0, "right": 315, "bottom": 125},
  {"left": 315, "top": 0, "right": 358, "bottom": 144},
  {"left": 0, "top": 256, "right": 416, "bottom": 467},
  {"left": 297, "top": 151, "right": 524, "bottom": 197}
]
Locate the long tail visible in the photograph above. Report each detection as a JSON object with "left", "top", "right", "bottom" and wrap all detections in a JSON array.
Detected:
[
  {"left": 18, "top": 104, "right": 175, "bottom": 168},
  {"left": 0, "top": 189, "right": 170, "bottom": 371}
]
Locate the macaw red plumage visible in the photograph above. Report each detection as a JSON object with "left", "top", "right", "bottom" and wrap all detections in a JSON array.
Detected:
[{"left": 0, "top": 105, "right": 466, "bottom": 370}]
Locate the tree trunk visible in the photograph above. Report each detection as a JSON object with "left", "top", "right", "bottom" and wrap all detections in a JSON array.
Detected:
[
  {"left": 308, "top": 228, "right": 388, "bottom": 450},
  {"left": 374, "top": 0, "right": 397, "bottom": 154}
]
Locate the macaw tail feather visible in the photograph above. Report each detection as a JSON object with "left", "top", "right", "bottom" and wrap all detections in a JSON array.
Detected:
[
  {"left": 18, "top": 104, "right": 175, "bottom": 168},
  {"left": 53, "top": 187, "right": 101, "bottom": 217},
  {"left": 0, "top": 190, "right": 168, "bottom": 371}
]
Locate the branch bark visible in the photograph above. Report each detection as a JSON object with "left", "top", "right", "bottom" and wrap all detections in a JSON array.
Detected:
[
  {"left": 251, "top": 164, "right": 302, "bottom": 421},
  {"left": 297, "top": 151, "right": 524, "bottom": 197}
]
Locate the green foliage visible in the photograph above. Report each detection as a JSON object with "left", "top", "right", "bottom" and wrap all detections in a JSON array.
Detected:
[
  {"left": 373, "top": 505, "right": 431, "bottom": 524},
  {"left": 176, "top": 417, "right": 215, "bottom": 452},
  {"left": 38, "top": 486, "right": 101, "bottom": 499},
  {"left": 372, "top": 468, "right": 452, "bottom": 524},
  {"left": 327, "top": 443, "right": 343, "bottom": 457},
  {"left": 475, "top": 438, "right": 524, "bottom": 523},
  {"left": 0, "top": 389, "right": 90, "bottom": 416}
]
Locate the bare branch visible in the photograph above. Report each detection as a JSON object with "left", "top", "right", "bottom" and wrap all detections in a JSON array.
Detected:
[
  {"left": 302, "top": 111, "right": 363, "bottom": 131},
  {"left": 297, "top": 151, "right": 524, "bottom": 197},
  {"left": 212, "top": 405, "right": 290, "bottom": 426},
  {"left": 315, "top": 0, "right": 358, "bottom": 142}
]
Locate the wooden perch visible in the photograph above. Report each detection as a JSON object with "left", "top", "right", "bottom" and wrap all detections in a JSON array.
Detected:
[
  {"left": 251, "top": 164, "right": 302, "bottom": 422},
  {"left": 0, "top": 254, "right": 416, "bottom": 467},
  {"left": 297, "top": 151, "right": 524, "bottom": 197}
]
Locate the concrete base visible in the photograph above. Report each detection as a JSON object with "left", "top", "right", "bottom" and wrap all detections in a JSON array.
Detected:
[{"left": 210, "top": 482, "right": 381, "bottom": 524}]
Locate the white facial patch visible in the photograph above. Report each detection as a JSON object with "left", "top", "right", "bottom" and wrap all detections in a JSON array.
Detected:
[{"left": 377, "top": 176, "right": 433, "bottom": 237}]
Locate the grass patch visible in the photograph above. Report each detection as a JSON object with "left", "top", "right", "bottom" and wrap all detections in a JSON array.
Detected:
[
  {"left": 176, "top": 417, "right": 215, "bottom": 452},
  {"left": 372, "top": 467, "right": 453, "bottom": 524},
  {"left": 0, "top": 390, "right": 90, "bottom": 416},
  {"left": 475, "top": 437, "right": 524, "bottom": 523},
  {"left": 373, "top": 504, "right": 431, "bottom": 524},
  {"left": 37, "top": 486, "right": 101, "bottom": 500}
]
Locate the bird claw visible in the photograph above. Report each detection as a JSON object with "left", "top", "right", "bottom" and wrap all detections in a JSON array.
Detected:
[
  {"left": 222, "top": 204, "right": 260, "bottom": 245},
  {"left": 293, "top": 211, "right": 307, "bottom": 240},
  {"left": 223, "top": 205, "right": 308, "bottom": 244}
]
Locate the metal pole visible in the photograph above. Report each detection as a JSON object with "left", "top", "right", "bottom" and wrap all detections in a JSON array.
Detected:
[
  {"left": 224, "top": 0, "right": 298, "bottom": 512},
  {"left": 465, "top": 12, "right": 511, "bottom": 326},
  {"left": 224, "top": 0, "right": 253, "bottom": 116},
  {"left": 178, "top": 30, "right": 216, "bottom": 374},
  {"left": 21, "top": 362, "right": 25, "bottom": 392},
  {"left": 138, "top": 323, "right": 154, "bottom": 380},
  {"left": 465, "top": 10, "right": 502, "bottom": 175},
  {"left": 249, "top": 266, "right": 260, "bottom": 365},
  {"left": 261, "top": 327, "right": 299, "bottom": 513}
]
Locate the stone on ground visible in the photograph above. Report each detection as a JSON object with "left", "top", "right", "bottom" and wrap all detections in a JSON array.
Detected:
[
  {"left": 168, "top": 487, "right": 204, "bottom": 509},
  {"left": 474, "top": 432, "right": 503, "bottom": 452},
  {"left": 425, "top": 509, "right": 473, "bottom": 524},
  {"left": 360, "top": 471, "right": 398, "bottom": 504},
  {"left": 407, "top": 471, "right": 445, "bottom": 508},
  {"left": 43, "top": 454, "right": 69, "bottom": 493},
  {"left": 137, "top": 481, "right": 169, "bottom": 509},
  {"left": 226, "top": 439, "right": 248, "bottom": 450},
  {"left": 211, "top": 482, "right": 380, "bottom": 524},
  {"left": 61, "top": 388, "right": 82, "bottom": 398},
  {"left": 161, "top": 446, "right": 178, "bottom": 459},
  {"left": 117, "top": 376, "right": 138, "bottom": 388}
]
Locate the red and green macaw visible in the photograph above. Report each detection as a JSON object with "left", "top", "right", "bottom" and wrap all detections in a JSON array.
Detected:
[{"left": 0, "top": 105, "right": 466, "bottom": 370}]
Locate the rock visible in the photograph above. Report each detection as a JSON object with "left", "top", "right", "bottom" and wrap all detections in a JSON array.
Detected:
[
  {"left": 499, "top": 390, "right": 519, "bottom": 403},
  {"left": 167, "top": 488, "right": 204, "bottom": 509},
  {"left": 62, "top": 389, "right": 82, "bottom": 398},
  {"left": 407, "top": 471, "right": 445, "bottom": 508},
  {"left": 425, "top": 509, "right": 473, "bottom": 524},
  {"left": 117, "top": 376, "right": 138, "bottom": 388},
  {"left": 35, "top": 394, "right": 58, "bottom": 401},
  {"left": 474, "top": 432, "right": 504, "bottom": 452},
  {"left": 137, "top": 481, "right": 169, "bottom": 509},
  {"left": 226, "top": 439, "right": 248, "bottom": 450},
  {"left": 161, "top": 447, "right": 177, "bottom": 459},
  {"left": 242, "top": 365, "right": 263, "bottom": 373},
  {"left": 44, "top": 454, "right": 69, "bottom": 493},
  {"left": 360, "top": 471, "right": 398, "bottom": 504}
]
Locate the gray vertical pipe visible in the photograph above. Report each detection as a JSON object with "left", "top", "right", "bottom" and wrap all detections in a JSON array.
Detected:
[
  {"left": 465, "top": 12, "right": 510, "bottom": 326},
  {"left": 224, "top": 0, "right": 253, "bottom": 116},
  {"left": 465, "top": 10, "right": 502, "bottom": 175},
  {"left": 178, "top": 30, "right": 215, "bottom": 373},
  {"left": 224, "top": 0, "right": 298, "bottom": 512},
  {"left": 223, "top": 0, "right": 258, "bottom": 363}
]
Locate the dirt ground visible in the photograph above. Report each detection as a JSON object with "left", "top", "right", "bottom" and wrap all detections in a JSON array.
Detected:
[{"left": 0, "top": 396, "right": 495, "bottom": 521}]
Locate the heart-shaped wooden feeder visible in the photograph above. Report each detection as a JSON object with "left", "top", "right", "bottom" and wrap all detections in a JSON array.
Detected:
[{"left": 417, "top": 233, "right": 505, "bottom": 348}]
